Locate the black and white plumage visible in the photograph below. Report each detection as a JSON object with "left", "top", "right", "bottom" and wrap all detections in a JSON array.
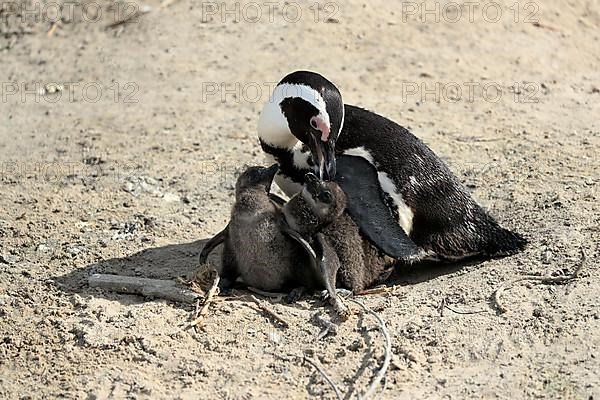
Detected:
[{"left": 258, "top": 70, "right": 526, "bottom": 261}]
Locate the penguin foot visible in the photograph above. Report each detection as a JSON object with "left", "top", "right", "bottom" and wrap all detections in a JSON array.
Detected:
[
  {"left": 286, "top": 286, "right": 306, "bottom": 303},
  {"left": 320, "top": 289, "right": 352, "bottom": 320},
  {"left": 331, "top": 297, "right": 350, "bottom": 321},
  {"left": 320, "top": 288, "right": 353, "bottom": 300},
  {"left": 217, "top": 278, "right": 235, "bottom": 294}
]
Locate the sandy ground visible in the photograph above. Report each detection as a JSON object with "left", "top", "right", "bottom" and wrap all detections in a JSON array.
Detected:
[{"left": 1, "top": 0, "right": 599, "bottom": 398}]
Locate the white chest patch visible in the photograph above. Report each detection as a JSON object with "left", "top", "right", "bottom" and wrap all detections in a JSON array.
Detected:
[
  {"left": 273, "top": 173, "right": 302, "bottom": 198},
  {"left": 265, "top": 147, "right": 309, "bottom": 198},
  {"left": 291, "top": 141, "right": 311, "bottom": 170},
  {"left": 343, "top": 146, "right": 375, "bottom": 163},
  {"left": 377, "top": 172, "right": 414, "bottom": 235},
  {"left": 343, "top": 146, "right": 414, "bottom": 235}
]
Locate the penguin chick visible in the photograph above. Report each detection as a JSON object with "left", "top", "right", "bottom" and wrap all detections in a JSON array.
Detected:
[
  {"left": 222, "top": 164, "right": 321, "bottom": 295},
  {"left": 283, "top": 173, "right": 394, "bottom": 293}
]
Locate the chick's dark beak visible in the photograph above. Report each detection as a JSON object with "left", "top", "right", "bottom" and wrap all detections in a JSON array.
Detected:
[
  {"left": 264, "top": 163, "right": 279, "bottom": 177},
  {"left": 304, "top": 172, "right": 320, "bottom": 196},
  {"left": 259, "top": 163, "right": 279, "bottom": 190}
]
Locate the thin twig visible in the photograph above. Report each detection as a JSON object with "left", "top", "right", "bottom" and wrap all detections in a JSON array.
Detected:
[
  {"left": 191, "top": 298, "right": 202, "bottom": 327},
  {"left": 188, "top": 274, "right": 220, "bottom": 328},
  {"left": 171, "top": 273, "right": 220, "bottom": 335},
  {"left": 439, "top": 298, "right": 487, "bottom": 316},
  {"left": 88, "top": 274, "right": 201, "bottom": 304},
  {"left": 105, "top": 5, "right": 152, "bottom": 30},
  {"left": 492, "top": 248, "right": 586, "bottom": 313},
  {"left": 247, "top": 286, "right": 287, "bottom": 300},
  {"left": 176, "top": 276, "right": 206, "bottom": 296},
  {"left": 250, "top": 295, "right": 290, "bottom": 328},
  {"left": 349, "top": 299, "right": 392, "bottom": 400},
  {"left": 532, "top": 21, "right": 562, "bottom": 32},
  {"left": 303, "top": 356, "right": 343, "bottom": 400},
  {"left": 356, "top": 285, "right": 400, "bottom": 296}
]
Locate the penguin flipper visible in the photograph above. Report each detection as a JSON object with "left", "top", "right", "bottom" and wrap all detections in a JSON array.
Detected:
[
  {"left": 279, "top": 219, "right": 323, "bottom": 297},
  {"left": 281, "top": 221, "right": 349, "bottom": 318},
  {"left": 280, "top": 219, "right": 318, "bottom": 262},
  {"left": 199, "top": 223, "right": 229, "bottom": 264},
  {"left": 314, "top": 233, "right": 349, "bottom": 319},
  {"left": 334, "top": 155, "right": 422, "bottom": 261}
]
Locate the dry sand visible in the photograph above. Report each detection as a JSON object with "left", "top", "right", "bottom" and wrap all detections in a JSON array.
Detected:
[{"left": 0, "top": 0, "right": 599, "bottom": 398}]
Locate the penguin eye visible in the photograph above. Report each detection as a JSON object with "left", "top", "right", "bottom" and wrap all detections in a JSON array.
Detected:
[{"left": 320, "top": 191, "right": 333, "bottom": 204}]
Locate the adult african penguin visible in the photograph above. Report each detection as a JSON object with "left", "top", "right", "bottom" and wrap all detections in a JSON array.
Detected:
[{"left": 257, "top": 70, "right": 526, "bottom": 261}]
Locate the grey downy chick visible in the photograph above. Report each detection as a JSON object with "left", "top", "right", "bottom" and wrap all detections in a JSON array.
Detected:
[
  {"left": 283, "top": 173, "right": 395, "bottom": 294},
  {"left": 221, "top": 164, "right": 322, "bottom": 296}
]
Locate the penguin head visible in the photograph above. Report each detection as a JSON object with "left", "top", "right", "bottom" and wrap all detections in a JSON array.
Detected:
[
  {"left": 258, "top": 70, "right": 344, "bottom": 180},
  {"left": 235, "top": 164, "right": 279, "bottom": 196},
  {"left": 302, "top": 172, "right": 346, "bottom": 221}
]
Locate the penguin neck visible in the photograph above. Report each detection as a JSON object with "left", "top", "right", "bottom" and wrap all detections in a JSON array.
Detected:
[
  {"left": 258, "top": 130, "right": 298, "bottom": 151},
  {"left": 234, "top": 188, "right": 275, "bottom": 214},
  {"left": 257, "top": 111, "right": 301, "bottom": 165},
  {"left": 257, "top": 98, "right": 314, "bottom": 184},
  {"left": 260, "top": 139, "right": 312, "bottom": 188},
  {"left": 283, "top": 196, "right": 322, "bottom": 236}
]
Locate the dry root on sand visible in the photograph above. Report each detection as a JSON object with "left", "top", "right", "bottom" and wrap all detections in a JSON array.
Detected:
[
  {"left": 492, "top": 248, "right": 587, "bottom": 313},
  {"left": 172, "top": 264, "right": 221, "bottom": 334},
  {"left": 349, "top": 298, "right": 392, "bottom": 400},
  {"left": 249, "top": 295, "right": 291, "bottom": 329},
  {"left": 303, "top": 356, "right": 343, "bottom": 400},
  {"left": 302, "top": 299, "right": 392, "bottom": 400}
]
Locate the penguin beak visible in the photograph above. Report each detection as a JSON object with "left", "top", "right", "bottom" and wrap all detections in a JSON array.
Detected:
[
  {"left": 308, "top": 135, "right": 336, "bottom": 181},
  {"left": 308, "top": 115, "right": 336, "bottom": 180},
  {"left": 324, "top": 144, "right": 336, "bottom": 180},
  {"left": 259, "top": 163, "right": 279, "bottom": 189},
  {"left": 304, "top": 172, "right": 321, "bottom": 196},
  {"left": 264, "top": 163, "right": 279, "bottom": 179}
]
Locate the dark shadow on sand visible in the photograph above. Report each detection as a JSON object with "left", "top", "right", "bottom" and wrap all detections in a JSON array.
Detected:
[
  {"left": 55, "top": 238, "right": 487, "bottom": 306},
  {"left": 389, "top": 258, "right": 486, "bottom": 287},
  {"left": 54, "top": 238, "right": 220, "bottom": 307}
]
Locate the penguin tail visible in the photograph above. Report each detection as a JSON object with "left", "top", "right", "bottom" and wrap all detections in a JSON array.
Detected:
[{"left": 483, "top": 226, "right": 527, "bottom": 258}]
